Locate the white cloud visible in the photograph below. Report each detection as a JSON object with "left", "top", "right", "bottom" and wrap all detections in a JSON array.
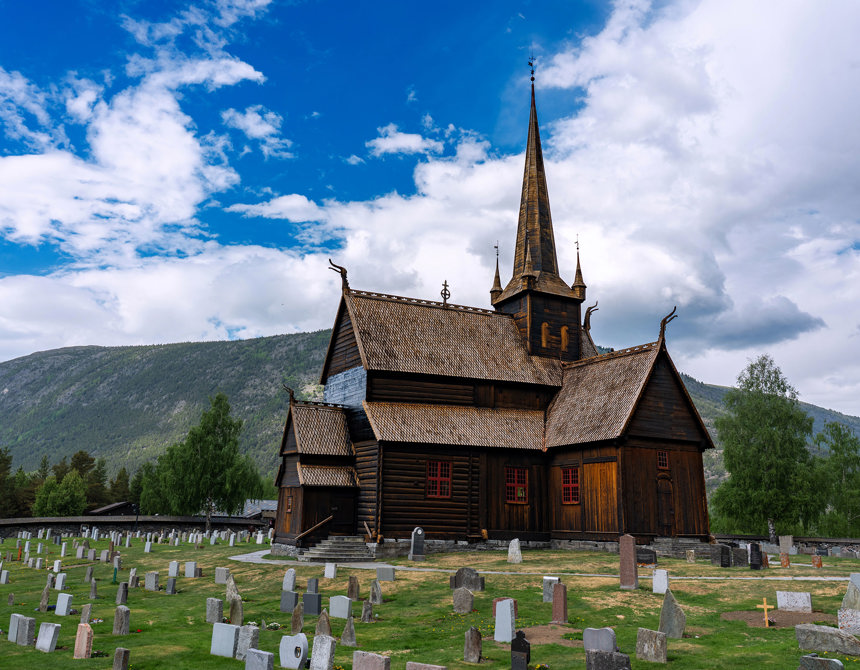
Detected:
[
  {"left": 222, "top": 105, "right": 293, "bottom": 158},
  {"left": 365, "top": 123, "right": 444, "bottom": 157}
]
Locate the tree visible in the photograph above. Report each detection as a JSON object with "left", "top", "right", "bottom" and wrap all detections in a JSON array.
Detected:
[
  {"left": 137, "top": 462, "right": 164, "bottom": 515},
  {"left": 0, "top": 447, "right": 14, "bottom": 517},
  {"left": 51, "top": 457, "right": 70, "bottom": 483},
  {"left": 815, "top": 421, "right": 860, "bottom": 537},
  {"left": 109, "top": 467, "right": 131, "bottom": 502},
  {"left": 129, "top": 467, "right": 145, "bottom": 506},
  {"left": 712, "top": 354, "right": 816, "bottom": 541},
  {"left": 147, "top": 393, "right": 263, "bottom": 529},
  {"left": 86, "top": 458, "right": 110, "bottom": 510},
  {"left": 32, "top": 470, "right": 88, "bottom": 517},
  {"left": 70, "top": 450, "right": 96, "bottom": 479}
]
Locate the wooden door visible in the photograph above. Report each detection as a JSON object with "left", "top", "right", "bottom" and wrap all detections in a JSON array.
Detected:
[
  {"left": 657, "top": 476, "right": 675, "bottom": 537},
  {"left": 583, "top": 461, "right": 618, "bottom": 533}
]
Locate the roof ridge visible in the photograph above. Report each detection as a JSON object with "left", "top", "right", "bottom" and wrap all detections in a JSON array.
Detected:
[
  {"left": 563, "top": 341, "right": 659, "bottom": 369},
  {"left": 349, "top": 289, "right": 498, "bottom": 316},
  {"left": 294, "top": 400, "right": 347, "bottom": 410}
]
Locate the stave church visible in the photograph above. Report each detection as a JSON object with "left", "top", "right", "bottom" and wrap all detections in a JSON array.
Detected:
[{"left": 273, "top": 80, "right": 712, "bottom": 549}]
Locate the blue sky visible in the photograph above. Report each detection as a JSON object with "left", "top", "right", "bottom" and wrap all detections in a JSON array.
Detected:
[{"left": 1, "top": 0, "right": 860, "bottom": 416}]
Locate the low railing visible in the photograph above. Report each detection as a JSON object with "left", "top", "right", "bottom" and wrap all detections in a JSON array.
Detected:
[{"left": 294, "top": 514, "right": 334, "bottom": 545}]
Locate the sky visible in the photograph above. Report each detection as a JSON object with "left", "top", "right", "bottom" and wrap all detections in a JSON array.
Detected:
[{"left": 1, "top": 0, "right": 859, "bottom": 416}]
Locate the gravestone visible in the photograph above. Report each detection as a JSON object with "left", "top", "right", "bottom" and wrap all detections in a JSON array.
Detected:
[
  {"left": 87, "top": 549, "right": 96, "bottom": 561},
  {"left": 450, "top": 567, "right": 484, "bottom": 591},
  {"left": 291, "top": 602, "right": 304, "bottom": 634},
  {"left": 837, "top": 608, "right": 860, "bottom": 635},
  {"left": 84, "top": 566, "right": 94, "bottom": 583},
  {"left": 798, "top": 654, "right": 845, "bottom": 669},
  {"left": 236, "top": 624, "right": 259, "bottom": 661},
  {"left": 316, "top": 609, "right": 332, "bottom": 636},
  {"left": 361, "top": 600, "right": 374, "bottom": 623},
  {"left": 732, "top": 547, "right": 749, "bottom": 568},
  {"left": 464, "top": 626, "right": 482, "bottom": 663},
  {"left": 16, "top": 616, "right": 36, "bottom": 646},
  {"left": 100, "top": 549, "right": 109, "bottom": 562},
  {"left": 710, "top": 544, "right": 731, "bottom": 568},
  {"left": 307, "top": 577, "right": 319, "bottom": 593},
  {"left": 636, "top": 547, "right": 657, "bottom": 565},
  {"left": 8, "top": 613, "right": 22, "bottom": 643},
  {"left": 404, "top": 665, "right": 446, "bottom": 670},
  {"left": 280, "top": 590, "right": 299, "bottom": 613},
  {"left": 113, "top": 605, "right": 130, "bottom": 635},
  {"left": 652, "top": 569, "right": 668, "bottom": 594},
  {"left": 542, "top": 576, "right": 560, "bottom": 602},
  {"left": 56, "top": 592, "right": 73, "bottom": 616},
  {"left": 80, "top": 603, "right": 92, "bottom": 624},
  {"left": 750, "top": 543, "right": 763, "bottom": 570},
  {"left": 409, "top": 527, "right": 425, "bottom": 561},
  {"left": 310, "top": 634, "right": 337, "bottom": 670},
  {"left": 77, "top": 546, "right": 85, "bottom": 559},
  {"left": 552, "top": 582, "right": 568, "bottom": 624},
  {"left": 185, "top": 561, "right": 197, "bottom": 578},
  {"left": 166, "top": 577, "right": 177, "bottom": 594},
  {"left": 453, "top": 587, "right": 473, "bottom": 613},
  {"left": 53, "top": 559, "right": 61, "bottom": 572},
  {"left": 0, "top": 569, "right": 8, "bottom": 584},
  {"left": 304, "top": 591, "right": 322, "bottom": 616},
  {"left": 507, "top": 538, "right": 523, "bottom": 564},
  {"left": 796, "top": 623, "right": 860, "bottom": 656},
  {"left": 813, "top": 555, "right": 824, "bottom": 569},
  {"left": 685, "top": 549, "right": 696, "bottom": 563},
  {"left": 129, "top": 568, "right": 138, "bottom": 588},
  {"left": 511, "top": 630, "right": 530, "bottom": 670},
  {"left": 116, "top": 582, "right": 128, "bottom": 605},
  {"left": 279, "top": 633, "right": 309, "bottom": 669},
  {"left": 145, "top": 571, "right": 160, "bottom": 592},
  {"left": 215, "top": 567, "right": 230, "bottom": 584},
  {"left": 74, "top": 622, "right": 93, "bottom": 659},
  {"left": 584, "top": 627, "right": 617, "bottom": 652},
  {"left": 144, "top": 541, "right": 152, "bottom": 553},
  {"left": 494, "top": 598, "right": 515, "bottom": 642},
  {"left": 229, "top": 595, "right": 244, "bottom": 626},
  {"left": 348, "top": 575, "right": 360, "bottom": 600},
  {"left": 330, "top": 595, "right": 352, "bottom": 619},
  {"left": 341, "top": 615, "right": 357, "bottom": 647},
  {"left": 211, "top": 622, "right": 240, "bottom": 658},
  {"left": 777, "top": 591, "right": 813, "bottom": 613},
  {"left": 246, "top": 648, "right": 275, "bottom": 670},
  {"left": 207, "top": 597, "right": 224, "bottom": 624},
  {"left": 636, "top": 628, "right": 667, "bottom": 663},
  {"left": 283, "top": 568, "right": 296, "bottom": 592},
  {"left": 779, "top": 535, "right": 794, "bottom": 554},
  {"left": 619, "top": 535, "right": 638, "bottom": 590},
  {"left": 36, "top": 622, "right": 61, "bottom": 653},
  {"left": 56, "top": 573, "right": 67, "bottom": 590},
  {"left": 169, "top": 561, "right": 179, "bottom": 577},
  {"left": 353, "top": 650, "right": 391, "bottom": 670},
  {"left": 780, "top": 553, "right": 791, "bottom": 568},
  {"left": 39, "top": 583, "right": 51, "bottom": 612},
  {"left": 658, "top": 589, "right": 686, "bottom": 638},
  {"left": 843, "top": 581, "right": 860, "bottom": 610},
  {"left": 377, "top": 566, "right": 395, "bottom": 582},
  {"left": 370, "top": 579, "right": 383, "bottom": 605},
  {"left": 324, "top": 563, "right": 337, "bottom": 579}
]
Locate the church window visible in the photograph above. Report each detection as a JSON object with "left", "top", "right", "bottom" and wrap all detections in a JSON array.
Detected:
[
  {"left": 286, "top": 495, "right": 292, "bottom": 513},
  {"left": 657, "top": 450, "right": 669, "bottom": 470},
  {"left": 505, "top": 466, "right": 528, "bottom": 503},
  {"left": 561, "top": 466, "right": 580, "bottom": 504},
  {"left": 426, "top": 460, "right": 452, "bottom": 498},
  {"left": 561, "top": 325, "right": 569, "bottom": 352},
  {"left": 541, "top": 322, "right": 550, "bottom": 348}
]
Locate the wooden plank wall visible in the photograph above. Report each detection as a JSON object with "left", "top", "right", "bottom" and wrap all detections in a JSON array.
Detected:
[
  {"left": 483, "top": 452, "right": 547, "bottom": 536},
  {"left": 274, "top": 486, "right": 302, "bottom": 540},
  {"left": 323, "top": 306, "right": 362, "bottom": 381},
  {"left": 495, "top": 293, "right": 582, "bottom": 361},
  {"left": 354, "top": 440, "right": 379, "bottom": 534}
]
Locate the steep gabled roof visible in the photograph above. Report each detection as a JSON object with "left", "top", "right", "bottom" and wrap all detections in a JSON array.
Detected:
[
  {"left": 364, "top": 401, "right": 545, "bottom": 450},
  {"left": 545, "top": 342, "right": 660, "bottom": 447},
  {"left": 298, "top": 464, "right": 358, "bottom": 487},
  {"left": 288, "top": 401, "right": 354, "bottom": 456},
  {"left": 335, "top": 290, "right": 561, "bottom": 386}
]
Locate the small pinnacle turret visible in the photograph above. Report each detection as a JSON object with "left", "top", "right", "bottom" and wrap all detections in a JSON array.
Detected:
[{"left": 572, "top": 251, "right": 586, "bottom": 301}]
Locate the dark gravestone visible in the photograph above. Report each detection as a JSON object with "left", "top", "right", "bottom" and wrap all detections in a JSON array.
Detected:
[
  {"left": 710, "top": 544, "right": 731, "bottom": 568},
  {"left": 585, "top": 649, "right": 633, "bottom": 670},
  {"left": 464, "top": 626, "right": 481, "bottom": 663},
  {"left": 307, "top": 578, "right": 319, "bottom": 594},
  {"left": 166, "top": 578, "right": 177, "bottom": 595},
  {"left": 449, "top": 567, "right": 484, "bottom": 591},
  {"left": 303, "top": 591, "right": 322, "bottom": 616},
  {"left": 280, "top": 591, "right": 299, "bottom": 613},
  {"left": 749, "top": 543, "right": 763, "bottom": 570},
  {"left": 347, "top": 576, "right": 360, "bottom": 601},
  {"left": 731, "top": 547, "right": 749, "bottom": 568},
  {"left": 409, "top": 527, "right": 425, "bottom": 562},
  {"left": 816, "top": 547, "right": 829, "bottom": 557},
  {"left": 636, "top": 548, "right": 657, "bottom": 566},
  {"left": 511, "top": 630, "right": 530, "bottom": 670}
]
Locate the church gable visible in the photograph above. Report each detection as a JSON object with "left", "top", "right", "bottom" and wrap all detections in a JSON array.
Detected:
[{"left": 320, "top": 298, "right": 363, "bottom": 384}]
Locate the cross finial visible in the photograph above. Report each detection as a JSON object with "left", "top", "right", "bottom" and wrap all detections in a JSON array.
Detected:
[
  {"left": 528, "top": 53, "right": 535, "bottom": 82},
  {"left": 441, "top": 280, "right": 450, "bottom": 306},
  {"left": 494, "top": 241, "right": 499, "bottom": 260},
  {"left": 576, "top": 234, "right": 579, "bottom": 252}
]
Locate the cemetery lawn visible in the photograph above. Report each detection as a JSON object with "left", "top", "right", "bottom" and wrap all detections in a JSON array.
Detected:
[{"left": 2, "top": 540, "right": 860, "bottom": 668}]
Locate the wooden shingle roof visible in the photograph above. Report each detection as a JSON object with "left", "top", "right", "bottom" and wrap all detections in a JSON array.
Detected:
[
  {"left": 298, "top": 464, "right": 358, "bottom": 487},
  {"left": 345, "top": 290, "right": 561, "bottom": 386},
  {"left": 545, "top": 342, "right": 660, "bottom": 447},
  {"left": 291, "top": 402, "right": 354, "bottom": 456},
  {"left": 364, "top": 401, "right": 545, "bottom": 450}
]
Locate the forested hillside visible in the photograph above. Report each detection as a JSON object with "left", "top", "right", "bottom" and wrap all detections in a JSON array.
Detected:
[{"left": 1, "top": 332, "right": 858, "bottom": 488}]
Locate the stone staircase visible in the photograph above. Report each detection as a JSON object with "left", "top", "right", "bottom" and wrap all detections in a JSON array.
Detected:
[{"left": 297, "top": 536, "right": 376, "bottom": 563}]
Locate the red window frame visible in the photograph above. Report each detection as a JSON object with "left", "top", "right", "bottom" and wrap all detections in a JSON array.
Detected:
[
  {"left": 285, "top": 495, "right": 293, "bottom": 513},
  {"left": 657, "top": 450, "right": 669, "bottom": 470},
  {"left": 427, "top": 460, "right": 452, "bottom": 499},
  {"left": 505, "top": 466, "right": 528, "bottom": 504},
  {"left": 562, "top": 466, "right": 580, "bottom": 504}
]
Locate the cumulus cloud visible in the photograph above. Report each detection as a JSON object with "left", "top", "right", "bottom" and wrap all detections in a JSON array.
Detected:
[
  {"left": 222, "top": 105, "right": 293, "bottom": 158},
  {"left": 365, "top": 123, "right": 444, "bottom": 157}
]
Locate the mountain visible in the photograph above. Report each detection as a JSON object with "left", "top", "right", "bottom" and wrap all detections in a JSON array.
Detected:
[{"left": 1, "top": 332, "right": 858, "bottom": 489}]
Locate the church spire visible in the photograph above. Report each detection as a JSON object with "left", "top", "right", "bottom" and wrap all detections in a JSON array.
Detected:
[
  {"left": 572, "top": 238, "right": 586, "bottom": 301},
  {"left": 490, "top": 243, "right": 502, "bottom": 302}
]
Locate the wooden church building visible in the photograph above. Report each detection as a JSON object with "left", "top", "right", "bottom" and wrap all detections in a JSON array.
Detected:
[{"left": 273, "top": 82, "right": 713, "bottom": 548}]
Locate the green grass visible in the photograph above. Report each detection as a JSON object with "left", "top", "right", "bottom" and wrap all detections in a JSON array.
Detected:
[{"left": 2, "top": 539, "right": 860, "bottom": 668}]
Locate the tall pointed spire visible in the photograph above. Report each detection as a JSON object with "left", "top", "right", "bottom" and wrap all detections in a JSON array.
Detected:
[
  {"left": 490, "top": 243, "right": 502, "bottom": 302},
  {"left": 572, "top": 236, "right": 586, "bottom": 301},
  {"left": 493, "top": 66, "right": 575, "bottom": 305}
]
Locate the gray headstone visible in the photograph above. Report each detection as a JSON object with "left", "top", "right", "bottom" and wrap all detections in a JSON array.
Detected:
[
  {"left": 453, "top": 587, "right": 474, "bottom": 613},
  {"left": 291, "top": 602, "right": 304, "bottom": 634},
  {"left": 796, "top": 624, "right": 860, "bottom": 656},
  {"left": 798, "top": 653, "right": 845, "bottom": 669},
  {"left": 185, "top": 561, "right": 197, "bottom": 578},
  {"left": 211, "top": 622, "right": 240, "bottom": 657},
  {"left": 144, "top": 541, "right": 152, "bottom": 553},
  {"left": 113, "top": 605, "right": 130, "bottom": 635},
  {"left": 353, "top": 650, "right": 391, "bottom": 670},
  {"left": 116, "top": 582, "right": 128, "bottom": 605},
  {"left": 16, "top": 616, "right": 36, "bottom": 646},
  {"left": 283, "top": 568, "right": 296, "bottom": 592},
  {"left": 306, "top": 577, "right": 319, "bottom": 594},
  {"left": 464, "top": 626, "right": 482, "bottom": 663},
  {"left": 246, "top": 648, "right": 276, "bottom": 670},
  {"left": 236, "top": 624, "right": 259, "bottom": 661},
  {"left": 113, "top": 647, "right": 130, "bottom": 670},
  {"left": 361, "top": 600, "right": 374, "bottom": 623},
  {"left": 341, "top": 615, "right": 357, "bottom": 647},
  {"left": 0, "top": 569, "right": 9, "bottom": 584},
  {"left": 80, "top": 603, "right": 92, "bottom": 624},
  {"left": 348, "top": 575, "right": 360, "bottom": 600},
  {"left": 777, "top": 591, "right": 813, "bottom": 613},
  {"left": 279, "top": 633, "right": 308, "bottom": 669},
  {"left": 168, "top": 561, "right": 179, "bottom": 577},
  {"left": 652, "top": 569, "right": 668, "bottom": 594},
  {"left": 36, "top": 622, "right": 61, "bottom": 652},
  {"left": 843, "top": 581, "right": 860, "bottom": 610},
  {"left": 207, "top": 597, "right": 224, "bottom": 624},
  {"left": 377, "top": 566, "right": 395, "bottom": 582},
  {"left": 450, "top": 567, "right": 483, "bottom": 591},
  {"left": 166, "top": 577, "right": 177, "bottom": 594},
  {"left": 330, "top": 595, "right": 352, "bottom": 619},
  {"left": 230, "top": 596, "right": 244, "bottom": 627},
  {"left": 309, "top": 634, "right": 337, "bottom": 670},
  {"left": 56, "top": 592, "right": 73, "bottom": 616},
  {"left": 585, "top": 649, "right": 632, "bottom": 670},
  {"left": 507, "top": 538, "right": 522, "bottom": 564},
  {"left": 584, "top": 627, "right": 617, "bottom": 652},
  {"left": 55, "top": 573, "right": 67, "bottom": 590},
  {"left": 8, "top": 613, "right": 22, "bottom": 643},
  {"left": 493, "top": 598, "right": 515, "bottom": 643},
  {"left": 145, "top": 572, "right": 159, "bottom": 591},
  {"left": 84, "top": 566, "right": 94, "bottom": 583},
  {"left": 280, "top": 590, "right": 299, "bottom": 613},
  {"left": 315, "top": 609, "right": 332, "bottom": 637},
  {"left": 304, "top": 592, "right": 322, "bottom": 616},
  {"left": 369, "top": 579, "right": 383, "bottom": 605},
  {"left": 39, "top": 583, "right": 51, "bottom": 611},
  {"left": 324, "top": 563, "right": 337, "bottom": 579},
  {"left": 658, "top": 589, "right": 686, "bottom": 639},
  {"left": 409, "top": 527, "right": 425, "bottom": 561},
  {"left": 731, "top": 547, "right": 749, "bottom": 568},
  {"left": 213, "top": 567, "right": 230, "bottom": 584},
  {"left": 635, "top": 628, "right": 667, "bottom": 663},
  {"left": 710, "top": 544, "right": 731, "bottom": 568}
]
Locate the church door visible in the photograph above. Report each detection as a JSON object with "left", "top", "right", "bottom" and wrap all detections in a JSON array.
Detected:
[{"left": 657, "top": 476, "right": 675, "bottom": 537}]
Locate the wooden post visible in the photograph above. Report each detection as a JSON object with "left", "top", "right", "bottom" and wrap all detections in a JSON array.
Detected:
[{"left": 755, "top": 598, "right": 772, "bottom": 627}]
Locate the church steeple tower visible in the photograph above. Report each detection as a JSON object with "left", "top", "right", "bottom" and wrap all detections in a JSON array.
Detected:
[{"left": 492, "top": 66, "right": 586, "bottom": 361}]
